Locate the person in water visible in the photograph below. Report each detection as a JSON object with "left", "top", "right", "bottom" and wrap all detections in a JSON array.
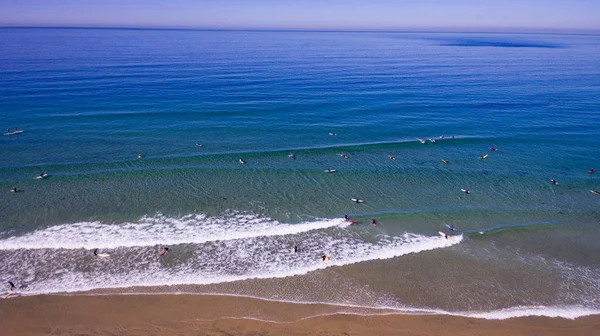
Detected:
[
  {"left": 551, "top": 179, "right": 558, "bottom": 185},
  {"left": 589, "top": 168, "right": 595, "bottom": 174},
  {"left": 321, "top": 253, "right": 328, "bottom": 261},
  {"left": 294, "top": 245, "right": 298, "bottom": 253},
  {"left": 8, "top": 281, "right": 16, "bottom": 291},
  {"left": 11, "top": 187, "right": 17, "bottom": 193},
  {"left": 371, "top": 218, "right": 377, "bottom": 226},
  {"left": 157, "top": 247, "right": 169, "bottom": 257},
  {"left": 93, "top": 248, "right": 98, "bottom": 256},
  {"left": 450, "top": 225, "right": 456, "bottom": 230}
]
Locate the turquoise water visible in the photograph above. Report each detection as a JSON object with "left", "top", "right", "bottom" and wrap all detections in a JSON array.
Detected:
[{"left": 1, "top": 28, "right": 600, "bottom": 318}]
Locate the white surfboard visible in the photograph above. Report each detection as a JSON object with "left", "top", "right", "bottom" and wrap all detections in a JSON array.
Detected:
[
  {"left": 96, "top": 253, "right": 110, "bottom": 258},
  {"left": 324, "top": 169, "right": 337, "bottom": 173},
  {"left": 438, "top": 231, "right": 448, "bottom": 238},
  {"left": 36, "top": 174, "right": 48, "bottom": 179},
  {"left": 351, "top": 198, "right": 364, "bottom": 203},
  {"left": 4, "top": 130, "right": 23, "bottom": 136}
]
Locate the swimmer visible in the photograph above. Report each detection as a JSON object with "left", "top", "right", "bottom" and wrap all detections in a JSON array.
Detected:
[
  {"left": 157, "top": 247, "right": 169, "bottom": 257},
  {"left": 8, "top": 281, "right": 16, "bottom": 291},
  {"left": 551, "top": 179, "right": 558, "bottom": 185}
]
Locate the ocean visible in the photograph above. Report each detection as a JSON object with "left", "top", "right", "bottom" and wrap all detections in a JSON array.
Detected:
[{"left": 1, "top": 27, "right": 600, "bottom": 319}]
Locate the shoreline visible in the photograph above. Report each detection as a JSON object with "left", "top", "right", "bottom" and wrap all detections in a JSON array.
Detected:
[{"left": 1, "top": 294, "right": 599, "bottom": 336}]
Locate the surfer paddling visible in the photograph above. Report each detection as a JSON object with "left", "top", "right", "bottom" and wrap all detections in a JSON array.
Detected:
[
  {"left": 591, "top": 190, "right": 600, "bottom": 195},
  {"left": 157, "top": 247, "right": 169, "bottom": 257},
  {"left": 461, "top": 189, "right": 470, "bottom": 194},
  {"left": 551, "top": 179, "right": 558, "bottom": 185}
]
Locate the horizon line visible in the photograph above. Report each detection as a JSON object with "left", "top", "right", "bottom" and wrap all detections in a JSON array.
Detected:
[{"left": 1, "top": 24, "right": 599, "bottom": 36}]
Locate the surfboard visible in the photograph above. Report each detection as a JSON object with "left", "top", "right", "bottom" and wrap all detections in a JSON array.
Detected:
[
  {"left": 591, "top": 190, "right": 600, "bottom": 195},
  {"left": 36, "top": 174, "right": 48, "bottom": 179},
  {"left": 3, "top": 292, "right": 14, "bottom": 299},
  {"left": 445, "top": 224, "right": 456, "bottom": 231},
  {"left": 351, "top": 199, "right": 364, "bottom": 203},
  {"left": 97, "top": 253, "right": 110, "bottom": 258},
  {"left": 417, "top": 138, "right": 425, "bottom": 144},
  {"left": 239, "top": 159, "right": 246, "bottom": 164},
  {"left": 347, "top": 219, "right": 359, "bottom": 223},
  {"left": 461, "top": 189, "right": 470, "bottom": 194},
  {"left": 479, "top": 154, "right": 488, "bottom": 159},
  {"left": 438, "top": 231, "right": 447, "bottom": 238},
  {"left": 429, "top": 138, "right": 436, "bottom": 143},
  {"left": 4, "top": 130, "right": 23, "bottom": 136},
  {"left": 324, "top": 169, "right": 337, "bottom": 173}
]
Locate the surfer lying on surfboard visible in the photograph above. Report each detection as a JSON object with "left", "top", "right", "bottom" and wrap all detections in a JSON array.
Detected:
[
  {"left": 591, "top": 190, "right": 600, "bottom": 195},
  {"left": 157, "top": 247, "right": 169, "bottom": 257},
  {"left": 551, "top": 179, "right": 558, "bottom": 185}
]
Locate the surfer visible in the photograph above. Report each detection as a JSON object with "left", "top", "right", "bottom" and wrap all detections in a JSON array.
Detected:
[
  {"left": 489, "top": 147, "right": 498, "bottom": 152},
  {"left": 589, "top": 168, "right": 595, "bottom": 174},
  {"left": 341, "top": 154, "right": 349, "bottom": 159},
  {"left": 461, "top": 189, "right": 470, "bottom": 194},
  {"left": 479, "top": 154, "right": 488, "bottom": 159},
  {"left": 592, "top": 190, "right": 600, "bottom": 195},
  {"left": 389, "top": 155, "right": 396, "bottom": 161},
  {"left": 157, "top": 247, "right": 169, "bottom": 257},
  {"left": 239, "top": 159, "right": 246, "bottom": 164},
  {"left": 8, "top": 281, "right": 16, "bottom": 291},
  {"left": 10, "top": 187, "right": 17, "bottom": 193},
  {"left": 449, "top": 225, "right": 455, "bottom": 230},
  {"left": 551, "top": 179, "right": 558, "bottom": 185},
  {"left": 329, "top": 132, "right": 336, "bottom": 136},
  {"left": 441, "top": 159, "right": 449, "bottom": 164},
  {"left": 344, "top": 214, "right": 349, "bottom": 221},
  {"left": 321, "top": 253, "right": 328, "bottom": 262},
  {"left": 288, "top": 153, "right": 294, "bottom": 159},
  {"left": 444, "top": 233, "right": 448, "bottom": 239},
  {"left": 195, "top": 143, "right": 202, "bottom": 147},
  {"left": 93, "top": 248, "right": 98, "bottom": 257},
  {"left": 371, "top": 218, "right": 377, "bottom": 226},
  {"left": 353, "top": 198, "right": 363, "bottom": 203},
  {"left": 6, "top": 128, "right": 10, "bottom": 134},
  {"left": 294, "top": 245, "right": 298, "bottom": 253},
  {"left": 38, "top": 173, "right": 46, "bottom": 179},
  {"left": 137, "top": 154, "right": 142, "bottom": 159}
]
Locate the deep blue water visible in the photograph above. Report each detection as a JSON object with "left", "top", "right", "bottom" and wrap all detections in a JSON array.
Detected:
[{"left": 0, "top": 28, "right": 600, "bottom": 316}]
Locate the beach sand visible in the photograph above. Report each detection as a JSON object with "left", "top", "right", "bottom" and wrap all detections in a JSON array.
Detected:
[{"left": 1, "top": 294, "right": 599, "bottom": 336}]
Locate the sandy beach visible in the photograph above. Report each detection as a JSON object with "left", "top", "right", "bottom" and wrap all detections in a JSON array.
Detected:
[{"left": 1, "top": 294, "right": 598, "bottom": 336}]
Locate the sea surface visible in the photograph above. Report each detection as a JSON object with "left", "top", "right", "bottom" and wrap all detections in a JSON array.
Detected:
[{"left": 1, "top": 27, "right": 600, "bottom": 319}]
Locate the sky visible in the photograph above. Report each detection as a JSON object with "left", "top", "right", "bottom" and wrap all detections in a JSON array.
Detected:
[{"left": 0, "top": 0, "right": 598, "bottom": 32}]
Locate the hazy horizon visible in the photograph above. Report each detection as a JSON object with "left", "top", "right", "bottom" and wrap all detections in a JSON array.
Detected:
[{"left": 1, "top": 0, "right": 598, "bottom": 33}]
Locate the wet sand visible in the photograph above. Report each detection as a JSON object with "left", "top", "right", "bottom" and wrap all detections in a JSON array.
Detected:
[{"left": 1, "top": 294, "right": 599, "bottom": 336}]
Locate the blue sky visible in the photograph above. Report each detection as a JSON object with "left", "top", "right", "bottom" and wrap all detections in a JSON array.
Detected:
[{"left": 0, "top": 0, "right": 598, "bottom": 31}]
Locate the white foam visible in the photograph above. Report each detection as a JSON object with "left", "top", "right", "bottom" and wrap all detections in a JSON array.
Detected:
[
  {"left": 1, "top": 229, "right": 462, "bottom": 296},
  {"left": 0, "top": 212, "right": 350, "bottom": 250}
]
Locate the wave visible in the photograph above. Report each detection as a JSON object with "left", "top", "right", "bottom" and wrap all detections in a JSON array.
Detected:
[
  {"left": 0, "top": 215, "right": 462, "bottom": 295},
  {"left": 0, "top": 212, "right": 352, "bottom": 250}
]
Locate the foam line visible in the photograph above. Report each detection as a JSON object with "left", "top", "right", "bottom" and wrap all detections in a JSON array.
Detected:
[{"left": 0, "top": 212, "right": 350, "bottom": 250}]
